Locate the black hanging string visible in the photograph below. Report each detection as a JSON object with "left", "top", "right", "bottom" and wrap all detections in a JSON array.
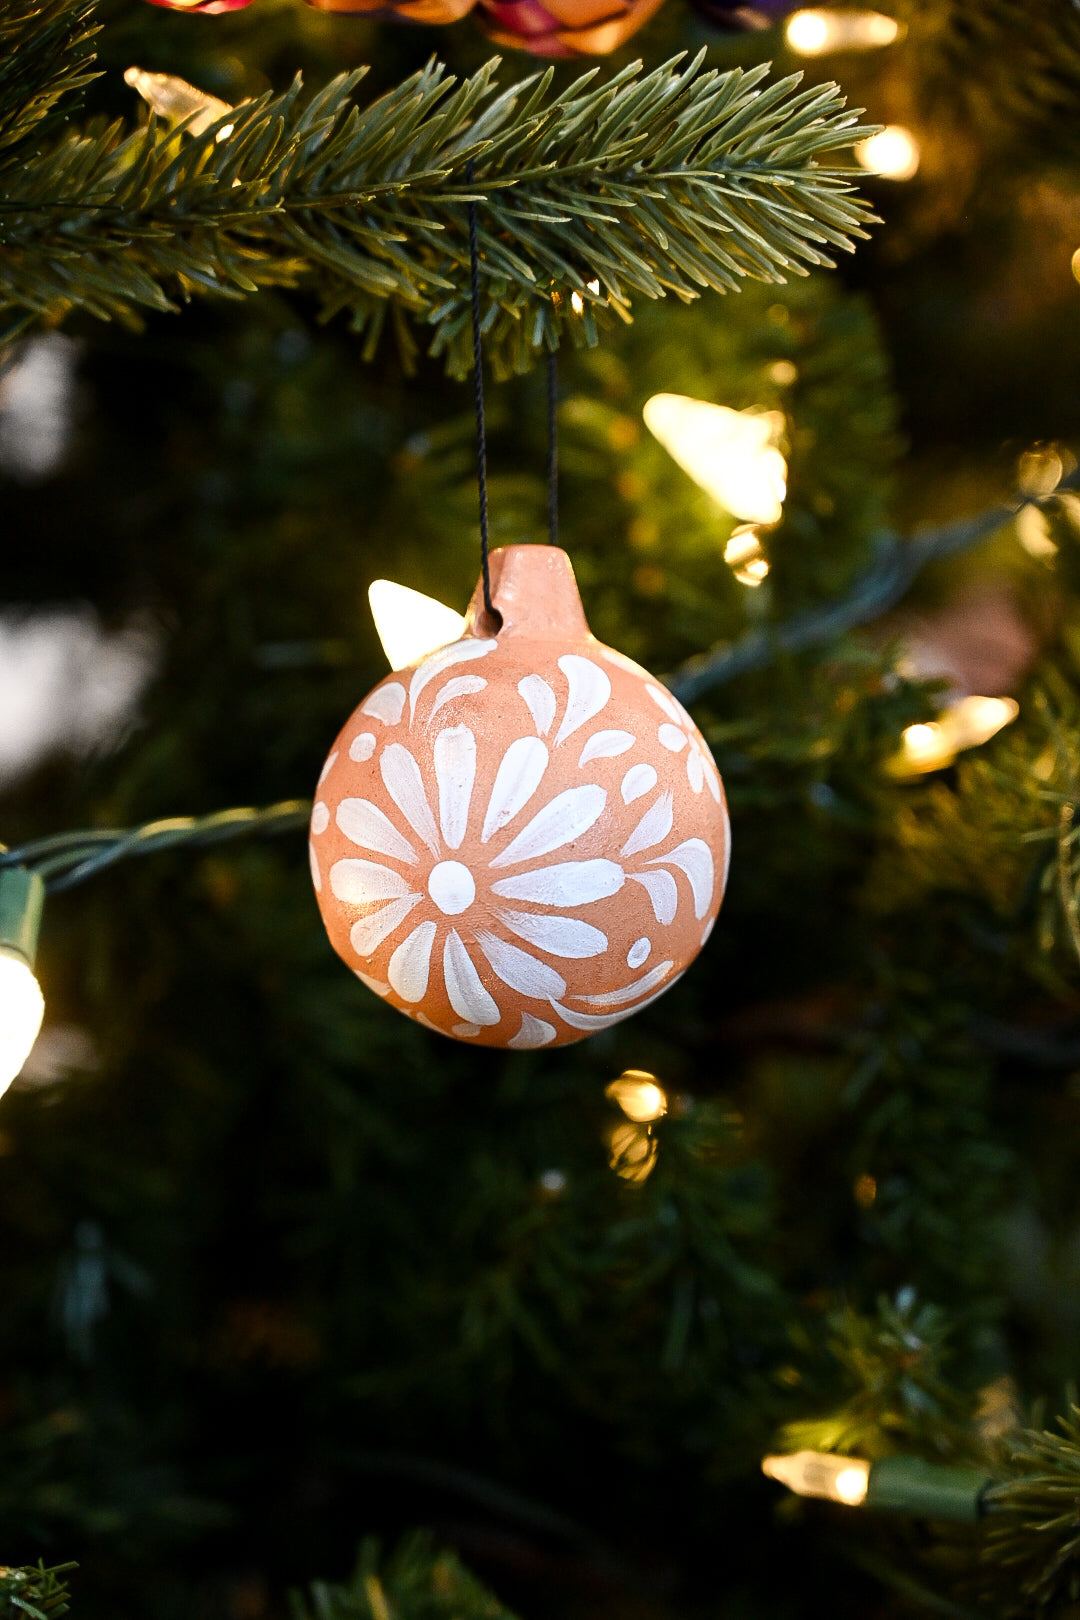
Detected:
[
  {"left": 546, "top": 349, "right": 558, "bottom": 548},
  {"left": 466, "top": 160, "right": 496, "bottom": 625}
]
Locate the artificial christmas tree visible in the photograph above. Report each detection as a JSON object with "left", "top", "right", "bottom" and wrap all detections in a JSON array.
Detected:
[{"left": 7, "top": 2, "right": 1080, "bottom": 1618}]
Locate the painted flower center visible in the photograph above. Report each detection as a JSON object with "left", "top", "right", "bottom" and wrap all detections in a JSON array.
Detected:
[{"left": 428, "top": 860, "right": 476, "bottom": 916}]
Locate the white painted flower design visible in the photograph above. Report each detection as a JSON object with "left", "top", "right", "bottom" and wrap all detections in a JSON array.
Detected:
[
  {"left": 644, "top": 683, "right": 723, "bottom": 801},
  {"left": 312, "top": 640, "right": 723, "bottom": 1048}
]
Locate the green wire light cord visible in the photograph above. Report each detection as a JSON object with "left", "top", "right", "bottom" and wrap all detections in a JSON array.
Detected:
[{"left": 0, "top": 801, "right": 312, "bottom": 894}]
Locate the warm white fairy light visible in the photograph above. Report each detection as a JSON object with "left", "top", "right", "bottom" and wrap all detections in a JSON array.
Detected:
[
  {"left": 570, "top": 279, "right": 601, "bottom": 315},
  {"left": 785, "top": 9, "right": 901, "bottom": 55},
  {"left": 368, "top": 581, "right": 466, "bottom": 672},
  {"left": 124, "top": 68, "right": 235, "bottom": 139},
  {"left": 723, "top": 526, "right": 770, "bottom": 587},
  {"left": 762, "top": 1451, "right": 870, "bottom": 1505},
  {"left": 643, "top": 395, "right": 787, "bottom": 525},
  {"left": 855, "top": 126, "right": 921, "bottom": 181},
  {"left": 0, "top": 867, "right": 46, "bottom": 1099},
  {"left": 0, "top": 953, "right": 45, "bottom": 1098},
  {"left": 892, "top": 696, "right": 1020, "bottom": 776},
  {"left": 606, "top": 1070, "right": 668, "bottom": 1123}
]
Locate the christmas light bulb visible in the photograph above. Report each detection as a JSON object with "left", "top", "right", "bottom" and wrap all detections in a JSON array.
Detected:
[
  {"left": 367, "top": 581, "right": 466, "bottom": 672},
  {"left": 892, "top": 696, "right": 1019, "bottom": 776},
  {"left": 762, "top": 1451, "right": 870, "bottom": 1505},
  {"left": 0, "top": 867, "right": 45, "bottom": 1098},
  {"left": 785, "top": 10, "right": 901, "bottom": 55},
  {"left": 855, "top": 126, "right": 921, "bottom": 181},
  {"left": 0, "top": 954, "right": 44, "bottom": 1098},
  {"left": 643, "top": 395, "right": 787, "bottom": 525},
  {"left": 124, "top": 68, "right": 234, "bottom": 138},
  {"left": 606, "top": 1070, "right": 668, "bottom": 1122}
]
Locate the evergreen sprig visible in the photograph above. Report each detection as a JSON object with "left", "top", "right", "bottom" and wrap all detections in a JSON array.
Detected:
[
  {"left": 0, "top": 1563, "right": 76, "bottom": 1620},
  {"left": 289, "top": 1534, "right": 518, "bottom": 1620},
  {"left": 0, "top": 1, "right": 878, "bottom": 373}
]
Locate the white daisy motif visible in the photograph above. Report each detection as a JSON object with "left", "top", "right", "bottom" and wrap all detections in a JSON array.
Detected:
[{"left": 312, "top": 637, "right": 727, "bottom": 1048}]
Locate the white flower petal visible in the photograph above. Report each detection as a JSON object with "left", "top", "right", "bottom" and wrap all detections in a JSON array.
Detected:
[
  {"left": 387, "top": 920, "right": 437, "bottom": 1003},
  {"left": 481, "top": 737, "right": 549, "bottom": 843},
  {"left": 336, "top": 798, "right": 419, "bottom": 865},
  {"left": 309, "top": 841, "right": 322, "bottom": 893},
  {"left": 704, "top": 756, "right": 723, "bottom": 804},
  {"left": 621, "top": 792, "right": 674, "bottom": 857},
  {"left": 476, "top": 931, "right": 567, "bottom": 999},
  {"left": 318, "top": 751, "right": 338, "bottom": 785},
  {"left": 489, "top": 785, "right": 607, "bottom": 869},
  {"left": 508, "top": 1013, "right": 557, "bottom": 1050},
  {"left": 658, "top": 723, "right": 687, "bottom": 753},
  {"left": 496, "top": 909, "right": 608, "bottom": 959},
  {"left": 549, "top": 1002, "right": 639, "bottom": 1032},
  {"left": 362, "top": 683, "right": 406, "bottom": 725},
  {"left": 555, "top": 655, "right": 611, "bottom": 746},
  {"left": 452, "top": 1022, "right": 482, "bottom": 1037},
  {"left": 429, "top": 674, "right": 487, "bottom": 722},
  {"left": 311, "top": 802, "right": 330, "bottom": 835},
  {"left": 409, "top": 638, "right": 496, "bottom": 718},
  {"left": 650, "top": 837, "right": 715, "bottom": 920},
  {"left": 645, "top": 683, "right": 682, "bottom": 724},
  {"left": 517, "top": 674, "right": 557, "bottom": 737},
  {"left": 381, "top": 743, "right": 441, "bottom": 859},
  {"left": 354, "top": 969, "right": 389, "bottom": 997},
  {"left": 350, "top": 893, "right": 423, "bottom": 957},
  {"left": 330, "top": 859, "right": 414, "bottom": 905},
  {"left": 576, "top": 960, "right": 675, "bottom": 1006},
  {"left": 551, "top": 976, "right": 679, "bottom": 1031},
  {"left": 578, "top": 730, "right": 635, "bottom": 765},
  {"left": 627, "top": 937, "right": 650, "bottom": 968},
  {"left": 621, "top": 763, "right": 657, "bottom": 804},
  {"left": 349, "top": 732, "right": 377, "bottom": 763},
  {"left": 490, "top": 859, "right": 623, "bottom": 907},
  {"left": 628, "top": 870, "right": 679, "bottom": 925},
  {"left": 443, "top": 930, "right": 501, "bottom": 1025},
  {"left": 686, "top": 750, "right": 705, "bottom": 794},
  {"left": 433, "top": 725, "right": 476, "bottom": 850}
]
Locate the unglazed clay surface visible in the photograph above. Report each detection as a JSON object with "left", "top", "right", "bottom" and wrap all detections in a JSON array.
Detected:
[{"left": 310, "top": 545, "right": 730, "bottom": 1048}]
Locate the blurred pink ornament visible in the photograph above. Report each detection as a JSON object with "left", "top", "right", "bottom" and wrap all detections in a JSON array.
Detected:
[
  {"left": 305, "top": 0, "right": 478, "bottom": 19},
  {"left": 476, "top": 0, "right": 665, "bottom": 54},
  {"left": 142, "top": 0, "right": 256, "bottom": 12}
]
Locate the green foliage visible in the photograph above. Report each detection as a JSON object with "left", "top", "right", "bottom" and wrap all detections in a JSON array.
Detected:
[
  {"left": 978, "top": 1408, "right": 1080, "bottom": 1617},
  {"left": 0, "top": 1564, "right": 76, "bottom": 1620},
  {"left": 290, "top": 1535, "right": 518, "bottom": 1620},
  {"left": 0, "top": 0, "right": 878, "bottom": 371},
  {"left": 780, "top": 1293, "right": 976, "bottom": 1461}
]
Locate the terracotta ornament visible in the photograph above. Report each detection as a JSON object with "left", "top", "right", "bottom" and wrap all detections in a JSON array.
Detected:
[{"left": 310, "top": 545, "right": 730, "bottom": 1048}]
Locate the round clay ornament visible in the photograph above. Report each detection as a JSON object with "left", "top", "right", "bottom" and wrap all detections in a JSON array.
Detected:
[{"left": 310, "top": 545, "right": 730, "bottom": 1049}]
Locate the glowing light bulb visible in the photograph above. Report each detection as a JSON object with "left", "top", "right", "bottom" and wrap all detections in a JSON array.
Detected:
[
  {"left": 891, "top": 697, "right": 1019, "bottom": 777},
  {"left": 643, "top": 395, "right": 787, "bottom": 525},
  {"left": 0, "top": 954, "right": 44, "bottom": 1098},
  {"left": 606, "top": 1070, "right": 668, "bottom": 1122},
  {"left": 368, "top": 581, "right": 466, "bottom": 671},
  {"left": 724, "top": 527, "right": 771, "bottom": 587},
  {"left": 607, "top": 1121, "right": 658, "bottom": 1182},
  {"left": 786, "top": 9, "right": 901, "bottom": 55},
  {"left": 0, "top": 867, "right": 45, "bottom": 1098},
  {"left": 124, "top": 67, "right": 234, "bottom": 138},
  {"left": 855, "top": 126, "right": 921, "bottom": 181},
  {"left": 762, "top": 1451, "right": 870, "bottom": 1505}
]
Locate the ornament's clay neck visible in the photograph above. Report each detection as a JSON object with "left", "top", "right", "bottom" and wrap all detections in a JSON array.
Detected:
[{"left": 463, "top": 545, "right": 591, "bottom": 642}]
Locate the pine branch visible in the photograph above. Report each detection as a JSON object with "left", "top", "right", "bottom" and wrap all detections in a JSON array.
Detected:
[
  {"left": 667, "top": 481, "right": 1077, "bottom": 704},
  {"left": 0, "top": 1563, "right": 76, "bottom": 1620},
  {"left": 0, "top": 19, "right": 879, "bottom": 374},
  {"left": 289, "top": 1533, "right": 519, "bottom": 1620}
]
